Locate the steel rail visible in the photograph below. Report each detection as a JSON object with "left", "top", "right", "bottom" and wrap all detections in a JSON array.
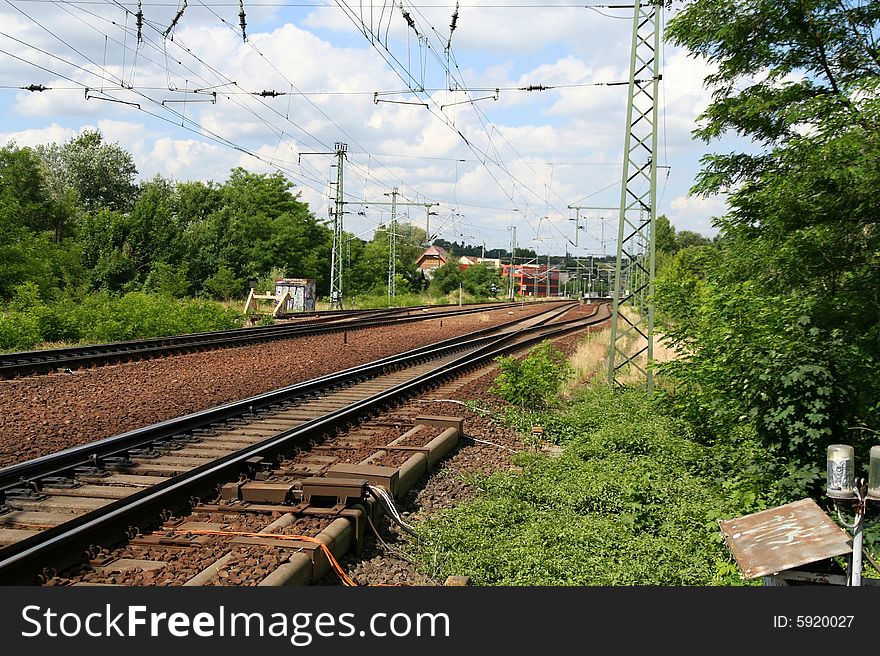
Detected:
[
  {"left": 0, "top": 300, "right": 561, "bottom": 378},
  {"left": 0, "top": 302, "right": 578, "bottom": 492},
  {"left": 0, "top": 303, "right": 606, "bottom": 584}
]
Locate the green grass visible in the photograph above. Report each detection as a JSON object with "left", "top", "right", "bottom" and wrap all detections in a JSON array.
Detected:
[{"left": 415, "top": 385, "right": 778, "bottom": 586}]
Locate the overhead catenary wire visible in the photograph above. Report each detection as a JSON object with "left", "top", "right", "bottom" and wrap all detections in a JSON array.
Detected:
[
  {"left": 193, "top": 0, "right": 435, "bottom": 207},
  {"left": 7, "top": 1, "right": 636, "bottom": 7},
  {"left": 96, "top": 0, "right": 353, "bottom": 191},
  {"left": 65, "top": 0, "right": 608, "bottom": 233},
  {"left": 0, "top": 27, "right": 336, "bottom": 197},
  {"left": 0, "top": 0, "right": 650, "bottom": 252},
  {"left": 370, "top": 0, "right": 586, "bottom": 242},
  {"left": 6, "top": 0, "right": 423, "bottom": 207}
]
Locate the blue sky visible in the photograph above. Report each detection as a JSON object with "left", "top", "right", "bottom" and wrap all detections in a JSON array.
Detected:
[{"left": 0, "top": 1, "right": 739, "bottom": 255}]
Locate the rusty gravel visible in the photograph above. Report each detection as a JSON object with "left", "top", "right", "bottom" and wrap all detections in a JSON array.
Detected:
[{"left": 0, "top": 304, "right": 553, "bottom": 467}]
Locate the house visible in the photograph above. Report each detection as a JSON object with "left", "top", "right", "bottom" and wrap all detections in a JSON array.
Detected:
[
  {"left": 415, "top": 245, "right": 450, "bottom": 278},
  {"left": 458, "top": 256, "right": 502, "bottom": 270}
]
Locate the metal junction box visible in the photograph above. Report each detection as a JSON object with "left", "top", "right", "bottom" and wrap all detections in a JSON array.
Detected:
[{"left": 275, "top": 278, "right": 316, "bottom": 312}]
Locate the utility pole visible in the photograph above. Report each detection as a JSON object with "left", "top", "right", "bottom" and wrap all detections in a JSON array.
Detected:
[
  {"left": 299, "top": 142, "right": 347, "bottom": 308},
  {"left": 546, "top": 252, "right": 551, "bottom": 297},
  {"left": 425, "top": 205, "right": 439, "bottom": 245},
  {"left": 507, "top": 225, "right": 517, "bottom": 299},
  {"left": 588, "top": 255, "right": 594, "bottom": 296},
  {"left": 352, "top": 191, "right": 438, "bottom": 300},
  {"left": 385, "top": 187, "right": 399, "bottom": 299},
  {"left": 608, "top": 0, "right": 661, "bottom": 392},
  {"left": 330, "top": 143, "right": 347, "bottom": 309},
  {"left": 568, "top": 205, "right": 615, "bottom": 249}
]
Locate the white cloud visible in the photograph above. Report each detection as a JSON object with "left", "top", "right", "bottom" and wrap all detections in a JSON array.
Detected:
[
  {"left": 0, "top": 123, "right": 79, "bottom": 148},
  {"left": 0, "top": 2, "right": 744, "bottom": 252},
  {"left": 668, "top": 193, "right": 727, "bottom": 236}
]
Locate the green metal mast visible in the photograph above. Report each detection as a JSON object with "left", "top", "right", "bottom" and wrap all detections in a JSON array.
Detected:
[
  {"left": 330, "top": 142, "right": 347, "bottom": 309},
  {"left": 608, "top": 0, "right": 661, "bottom": 392},
  {"left": 385, "top": 187, "right": 399, "bottom": 299}
]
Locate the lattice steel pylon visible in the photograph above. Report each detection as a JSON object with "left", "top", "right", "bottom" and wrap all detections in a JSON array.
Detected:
[
  {"left": 330, "top": 142, "right": 348, "bottom": 309},
  {"left": 385, "top": 187, "right": 399, "bottom": 299},
  {"left": 607, "top": 1, "right": 661, "bottom": 391}
]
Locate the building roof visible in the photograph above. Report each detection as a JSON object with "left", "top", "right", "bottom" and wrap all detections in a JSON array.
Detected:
[
  {"left": 416, "top": 244, "right": 450, "bottom": 269},
  {"left": 422, "top": 245, "right": 449, "bottom": 259}
]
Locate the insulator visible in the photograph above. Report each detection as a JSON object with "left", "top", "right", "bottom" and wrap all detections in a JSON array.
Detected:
[
  {"left": 163, "top": 0, "right": 187, "bottom": 40},
  {"left": 136, "top": 0, "right": 143, "bottom": 44},
  {"left": 239, "top": 0, "right": 247, "bottom": 42}
]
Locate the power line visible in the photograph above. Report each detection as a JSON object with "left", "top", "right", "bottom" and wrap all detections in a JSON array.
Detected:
[
  {"left": 7, "top": 1, "right": 635, "bottom": 6},
  {"left": 193, "top": 0, "right": 433, "bottom": 207},
  {"left": 0, "top": 0, "right": 650, "bottom": 254},
  {"left": 0, "top": 28, "right": 335, "bottom": 197}
]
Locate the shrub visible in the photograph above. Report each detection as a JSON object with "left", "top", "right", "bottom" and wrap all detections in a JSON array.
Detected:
[
  {"left": 415, "top": 387, "right": 775, "bottom": 586},
  {"left": 490, "top": 340, "right": 574, "bottom": 409},
  {"left": 0, "top": 312, "right": 41, "bottom": 351},
  {"left": 31, "top": 303, "right": 82, "bottom": 343},
  {"left": 0, "top": 292, "right": 244, "bottom": 352}
]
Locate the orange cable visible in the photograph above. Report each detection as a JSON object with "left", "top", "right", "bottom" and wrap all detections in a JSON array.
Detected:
[{"left": 153, "top": 528, "right": 358, "bottom": 587}]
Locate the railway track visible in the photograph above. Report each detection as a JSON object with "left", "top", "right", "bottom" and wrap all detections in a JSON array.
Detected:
[
  {"left": 0, "top": 301, "right": 609, "bottom": 585},
  {"left": 0, "top": 300, "right": 550, "bottom": 379}
]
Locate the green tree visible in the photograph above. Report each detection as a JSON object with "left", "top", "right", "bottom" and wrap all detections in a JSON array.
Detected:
[
  {"left": 37, "top": 129, "right": 137, "bottom": 215},
  {"left": 655, "top": 214, "right": 678, "bottom": 255},
  {"left": 348, "top": 236, "right": 387, "bottom": 295},
  {"left": 348, "top": 224, "right": 425, "bottom": 296},
  {"left": 675, "top": 230, "right": 710, "bottom": 251},
  {"left": 659, "top": 0, "right": 880, "bottom": 485},
  {"left": 128, "top": 176, "right": 180, "bottom": 284},
  {"left": 0, "top": 143, "right": 71, "bottom": 299},
  {"left": 429, "top": 258, "right": 463, "bottom": 296},
  {"left": 462, "top": 263, "right": 505, "bottom": 297},
  {"left": 79, "top": 209, "right": 137, "bottom": 291},
  {"left": 0, "top": 143, "right": 53, "bottom": 233}
]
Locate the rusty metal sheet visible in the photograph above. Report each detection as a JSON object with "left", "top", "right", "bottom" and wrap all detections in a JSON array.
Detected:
[{"left": 719, "top": 498, "right": 852, "bottom": 580}]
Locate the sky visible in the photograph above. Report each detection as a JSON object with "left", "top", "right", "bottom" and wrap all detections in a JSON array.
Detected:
[{"left": 0, "top": 0, "right": 741, "bottom": 256}]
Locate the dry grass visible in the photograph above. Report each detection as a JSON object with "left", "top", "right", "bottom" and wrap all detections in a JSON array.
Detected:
[
  {"left": 564, "top": 327, "right": 612, "bottom": 394},
  {"left": 564, "top": 309, "right": 676, "bottom": 394}
]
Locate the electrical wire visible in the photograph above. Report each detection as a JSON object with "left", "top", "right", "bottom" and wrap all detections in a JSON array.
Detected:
[
  {"left": 366, "top": 514, "right": 417, "bottom": 563},
  {"left": 9, "top": 1, "right": 636, "bottom": 6},
  {"left": 0, "top": 29, "right": 334, "bottom": 197},
  {"left": 1, "top": 0, "right": 655, "bottom": 252},
  {"left": 367, "top": 484, "right": 420, "bottom": 538}
]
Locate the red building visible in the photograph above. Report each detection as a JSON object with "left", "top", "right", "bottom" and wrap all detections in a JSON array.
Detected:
[{"left": 500, "top": 263, "right": 560, "bottom": 297}]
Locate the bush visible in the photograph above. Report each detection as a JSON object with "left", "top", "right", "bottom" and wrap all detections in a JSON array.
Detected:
[
  {"left": 31, "top": 303, "right": 82, "bottom": 342},
  {"left": 0, "top": 292, "right": 244, "bottom": 352},
  {"left": 0, "top": 312, "right": 41, "bottom": 351},
  {"left": 415, "top": 386, "right": 777, "bottom": 585},
  {"left": 74, "top": 293, "right": 243, "bottom": 342},
  {"left": 490, "top": 340, "right": 574, "bottom": 409}
]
